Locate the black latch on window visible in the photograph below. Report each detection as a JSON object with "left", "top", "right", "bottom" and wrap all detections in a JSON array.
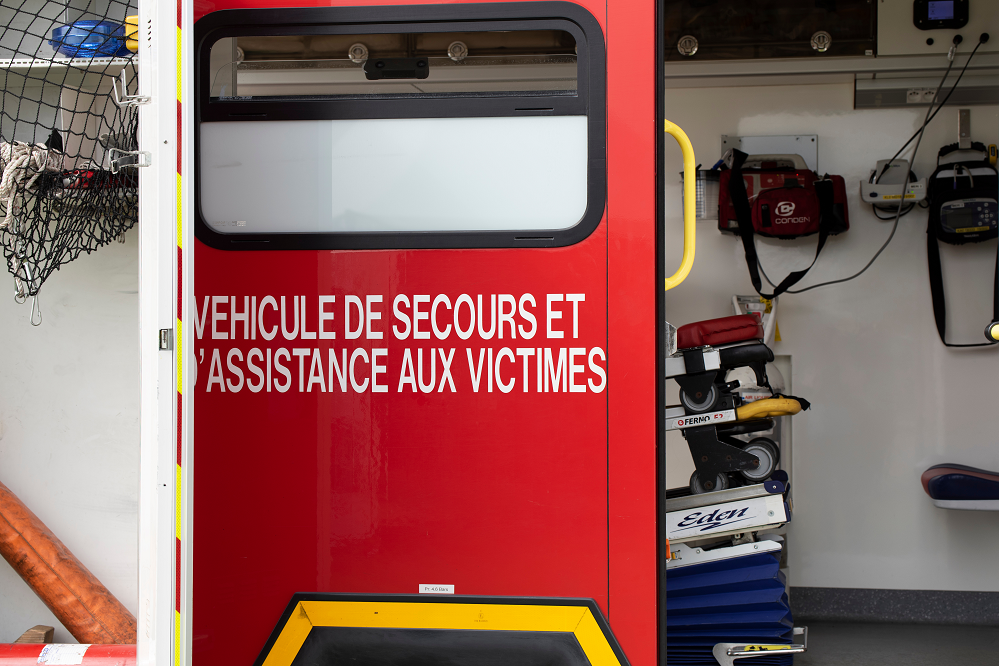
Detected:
[{"left": 363, "top": 58, "right": 429, "bottom": 80}]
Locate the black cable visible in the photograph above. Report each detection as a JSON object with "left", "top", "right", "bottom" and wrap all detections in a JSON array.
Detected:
[
  {"left": 871, "top": 162, "right": 919, "bottom": 221},
  {"left": 871, "top": 174, "right": 917, "bottom": 219},
  {"left": 873, "top": 203, "right": 914, "bottom": 220},
  {"left": 874, "top": 38, "right": 985, "bottom": 184},
  {"left": 758, "top": 44, "right": 961, "bottom": 294}
]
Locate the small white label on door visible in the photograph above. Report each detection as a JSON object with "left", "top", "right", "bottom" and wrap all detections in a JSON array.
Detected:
[
  {"left": 419, "top": 584, "right": 454, "bottom": 594},
  {"left": 37, "top": 644, "right": 90, "bottom": 665}
]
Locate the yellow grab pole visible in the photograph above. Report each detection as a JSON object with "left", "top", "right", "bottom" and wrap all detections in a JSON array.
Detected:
[{"left": 664, "top": 119, "right": 697, "bottom": 291}]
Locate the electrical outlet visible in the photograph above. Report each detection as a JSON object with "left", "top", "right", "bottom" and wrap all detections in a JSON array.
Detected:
[{"left": 906, "top": 88, "right": 937, "bottom": 104}]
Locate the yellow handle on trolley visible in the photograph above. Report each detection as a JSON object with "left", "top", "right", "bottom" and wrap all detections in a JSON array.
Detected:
[{"left": 664, "top": 119, "right": 697, "bottom": 291}]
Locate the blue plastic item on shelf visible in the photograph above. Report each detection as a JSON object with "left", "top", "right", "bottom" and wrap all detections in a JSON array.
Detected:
[
  {"left": 50, "top": 20, "right": 131, "bottom": 58},
  {"left": 667, "top": 551, "right": 795, "bottom": 666}
]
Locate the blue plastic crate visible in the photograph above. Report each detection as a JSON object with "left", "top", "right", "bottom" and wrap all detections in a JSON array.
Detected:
[{"left": 50, "top": 20, "right": 130, "bottom": 58}]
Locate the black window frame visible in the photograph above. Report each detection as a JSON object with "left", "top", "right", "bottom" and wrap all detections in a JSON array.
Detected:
[{"left": 194, "top": 2, "right": 606, "bottom": 251}]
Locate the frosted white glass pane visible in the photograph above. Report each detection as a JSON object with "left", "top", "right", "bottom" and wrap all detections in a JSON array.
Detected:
[{"left": 199, "top": 116, "right": 588, "bottom": 233}]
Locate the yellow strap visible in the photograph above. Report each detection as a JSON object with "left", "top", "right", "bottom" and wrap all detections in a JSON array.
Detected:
[{"left": 736, "top": 398, "right": 801, "bottom": 421}]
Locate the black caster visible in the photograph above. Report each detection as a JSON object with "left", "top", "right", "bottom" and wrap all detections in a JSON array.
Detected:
[
  {"left": 690, "top": 470, "right": 731, "bottom": 494},
  {"left": 739, "top": 437, "right": 780, "bottom": 483},
  {"left": 679, "top": 384, "right": 719, "bottom": 413}
]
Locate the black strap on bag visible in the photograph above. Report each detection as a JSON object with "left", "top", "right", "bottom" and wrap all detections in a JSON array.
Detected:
[
  {"left": 927, "top": 227, "right": 999, "bottom": 347},
  {"left": 729, "top": 149, "right": 835, "bottom": 299},
  {"left": 937, "top": 141, "right": 989, "bottom": 163}
]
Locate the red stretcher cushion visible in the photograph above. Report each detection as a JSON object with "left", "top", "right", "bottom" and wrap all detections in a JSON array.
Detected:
[{"left": 676, "top": 314, "right": 764, "bottom": 350}]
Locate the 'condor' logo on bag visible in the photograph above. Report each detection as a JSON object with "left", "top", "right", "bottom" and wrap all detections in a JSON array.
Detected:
[{"left": 776, "top": 201, "right": 796, "bottom": 216}]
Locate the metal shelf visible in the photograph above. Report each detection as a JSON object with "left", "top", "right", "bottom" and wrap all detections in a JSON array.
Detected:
[
  {"left": 0, "top": 57, "right": 133, "bottom": 88},
  {"left": 662, "top": 52, "right": 999, "bottom": 89}
]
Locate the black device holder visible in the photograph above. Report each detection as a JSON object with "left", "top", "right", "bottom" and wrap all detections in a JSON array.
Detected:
[{"left": 926, "top": 142, "right": 999, "bottom": 348}]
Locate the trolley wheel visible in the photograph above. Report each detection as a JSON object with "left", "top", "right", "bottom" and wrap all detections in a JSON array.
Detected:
[
  {"left": 690, "top": 470, "right": 730, "bottom": 495},
  {"left": 679, "top": 384, "right": 719, "bottom": 413},
  {"left": 739, "top": 437, "right": 780, "bottom": 482}
]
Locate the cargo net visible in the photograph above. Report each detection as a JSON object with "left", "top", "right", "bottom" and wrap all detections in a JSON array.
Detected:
[{"left": 0, "top": 0, "right": 139, "bottom": 324}]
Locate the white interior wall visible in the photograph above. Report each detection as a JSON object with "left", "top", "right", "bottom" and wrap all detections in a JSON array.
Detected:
[
  {"left": 663, "top": 83, "right": 999, "bottom": 592},
  {"left": 0, "top": 227, "right": 138, "bottom": 643},
  {"left": 0, "top": 0, "right": 142, "bottom": 641}
]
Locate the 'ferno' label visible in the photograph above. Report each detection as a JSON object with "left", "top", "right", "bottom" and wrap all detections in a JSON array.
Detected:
[
  {"left": 419, "top": 584, "right": 455, "bottom": 594},
  {"left": 666, "top": 409, "right": 736, "bottom": 431}
]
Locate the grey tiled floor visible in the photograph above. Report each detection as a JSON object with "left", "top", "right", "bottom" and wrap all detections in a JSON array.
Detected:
[{"left": 795, "top": 622, "right": 999, "bottom": 666}]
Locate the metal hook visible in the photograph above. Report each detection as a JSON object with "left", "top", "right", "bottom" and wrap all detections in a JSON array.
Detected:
[
  {"left": 112, "top": 68, "right": 150, "bottom": 107},
  {"left": 29, "top": 293, "right": 42, "bottom": 326},
  {"left": 14, "top": 277, "right": 27, "bottom": 303},
  {"left": 12, "top": 257, "right": 30, "bottom": 304}
]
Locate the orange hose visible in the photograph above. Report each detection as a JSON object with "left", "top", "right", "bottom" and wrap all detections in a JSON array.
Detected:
[{"left": 0, "top": 481, "right": 136, "bottom": 644}]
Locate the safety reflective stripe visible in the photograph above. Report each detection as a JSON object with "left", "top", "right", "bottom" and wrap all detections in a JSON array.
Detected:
[{"left": 261, "top": 600, "right": 624, "bottom": 666}]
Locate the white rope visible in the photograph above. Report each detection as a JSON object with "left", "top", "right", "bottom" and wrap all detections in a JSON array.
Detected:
[{"left": 0, "top": 141, "right": 64, "bottom": 229}]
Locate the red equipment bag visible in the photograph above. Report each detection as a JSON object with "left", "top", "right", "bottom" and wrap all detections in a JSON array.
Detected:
[{"left": 719, "top": 150, "right": 849, "bottom": 298}]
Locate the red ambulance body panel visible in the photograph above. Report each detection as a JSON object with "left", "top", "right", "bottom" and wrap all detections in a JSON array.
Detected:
[{"left": 190, "top": 0, "right": 658, "bottom": 663}]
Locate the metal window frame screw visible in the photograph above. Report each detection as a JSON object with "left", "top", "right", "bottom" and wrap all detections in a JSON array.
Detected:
[
  {"left": 348, "top": 43, "right": 369, "bottom": 64},
  {"left": 677, "top": 35, "right": 698, "bottom": 57},
  {"left": 768, "top": 510, "right": 775, "bottom": 517},
  {"left": 811, "top": 31, "right": 832, "bottom": 53},
  {"left": 448, "top": 40, "right": 468, "bottom": 62}
]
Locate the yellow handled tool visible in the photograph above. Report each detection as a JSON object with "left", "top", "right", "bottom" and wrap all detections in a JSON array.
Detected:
[
  {"left": 125, "top": 15, "right": 138, "bottom": 52},
  {"left": 664, "top": 119, "right": 696, "bottom": 291},
  {"left": 736, "top": 398, "right": 802, "bottom": 421}
]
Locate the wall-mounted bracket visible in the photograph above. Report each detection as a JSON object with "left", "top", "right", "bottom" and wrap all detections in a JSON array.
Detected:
[
  {"left": 109, "top": 149, "right": 151, "bottom": 173},
  {"left": 721, "top": 135, "right": 818, "bottom": 172},
  {"left": 112, "top": 69, "right": 150, "bottom": 107},
  {"left": 958, "top": 108, "right": 971, "bottom": 150}
]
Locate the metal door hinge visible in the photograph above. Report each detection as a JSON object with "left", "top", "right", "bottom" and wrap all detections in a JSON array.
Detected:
[
  {"left": 112, "top": 69, "right": 151, "bottom": 107},
  {"left": 159, "top": 329, "right": 173, "bottom": 350},
  {"left": 110, "top": 148, "right": 152, "bottom": 173}
]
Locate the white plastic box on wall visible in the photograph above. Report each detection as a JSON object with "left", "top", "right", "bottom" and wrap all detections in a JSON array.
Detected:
[{"left": 877, "top": 0, "right": 998, "bottom": 57}]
